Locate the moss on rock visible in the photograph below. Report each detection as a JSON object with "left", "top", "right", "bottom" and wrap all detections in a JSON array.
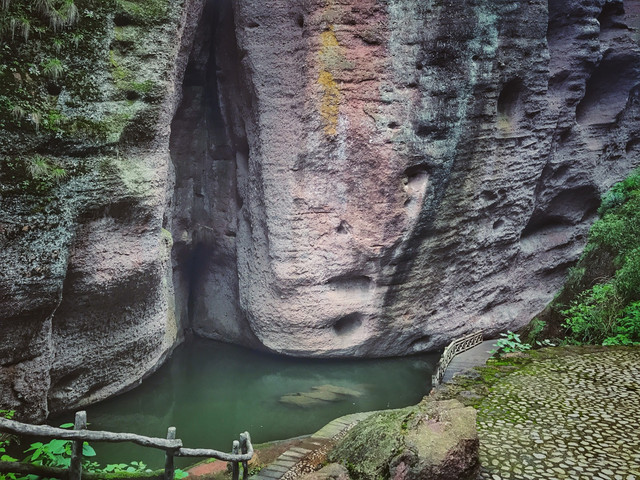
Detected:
[{"left": 329, "top": 400, "right": 479, "bottom": 480}]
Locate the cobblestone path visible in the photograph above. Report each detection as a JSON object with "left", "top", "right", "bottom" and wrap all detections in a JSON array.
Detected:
[{"left": 477, "top": 348, "right": 640, "bottom": 480}]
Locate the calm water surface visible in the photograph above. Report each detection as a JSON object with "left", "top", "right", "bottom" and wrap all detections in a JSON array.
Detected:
[{"left": 62, "top": 339, "right": 439, "bottom": 468}]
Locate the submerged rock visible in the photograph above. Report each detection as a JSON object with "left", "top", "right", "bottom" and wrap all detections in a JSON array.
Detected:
[
  {"left": 280, "top": 384, "right": 363, "bottom": 408},
  {"left": 329, "top": 399, "right": 479, "bottom": 480}
]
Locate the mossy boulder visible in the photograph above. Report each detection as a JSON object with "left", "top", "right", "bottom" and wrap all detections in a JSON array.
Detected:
[
  {"left": 329, "top": 400, "right": 478, "bottom": 480},
  {"left": 299, "top": 463, "right": 351, "bottom": 480}
]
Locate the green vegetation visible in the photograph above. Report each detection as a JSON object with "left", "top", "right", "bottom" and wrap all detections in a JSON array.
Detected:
[
  {"left": 0, "top": 0, "right": 169, "bottom": 152},
  {"left": 0, "top": 413, "right": 188, "bottom": 480},
  {"left": 543, "top": 168, "right": 640, "bottom": 346},
  {"left": 0, "top": 154, "right": 69, "bottom": 197},
  {"left": 490, "top": 331, "right": 531, "bottom": 354}
]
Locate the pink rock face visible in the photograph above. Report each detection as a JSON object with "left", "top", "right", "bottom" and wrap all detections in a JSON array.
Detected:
[
  {"left": 233, "top": 1, "right": 414, "bottom": 355},
  {"left": 178, "top": 0, "right": 640, "bottom": 356},
  {"left": 2, "top": 0, "right": 640, "bottom": 420}
]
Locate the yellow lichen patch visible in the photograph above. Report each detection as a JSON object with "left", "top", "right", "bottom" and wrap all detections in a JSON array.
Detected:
[
  {"left": 318, "top": 70, "right": 340, "bottom": 136},
  {"left": 320, "top": 28, "right": 339, "bottom": 47},
  {"left": 317, "top": 27, "right": 342, "bottom": 137}
]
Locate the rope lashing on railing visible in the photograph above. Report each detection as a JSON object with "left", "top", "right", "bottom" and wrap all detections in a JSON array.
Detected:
[
  {"left": 0, "top": 412, "right": 253, "bottom": 480},
  {"left": 431, "top": 330, "right": 483, "bottom": 386}
]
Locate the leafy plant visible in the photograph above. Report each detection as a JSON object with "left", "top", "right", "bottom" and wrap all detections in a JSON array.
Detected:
[
  {"left": 491, "top": 331, "right": 531, "bottom": 354},
  {"left": 27, "top": 155, "right": 50, "bottom": 178},
  {"left": 525, "top": 318, "right": 546, "bottom": 345},
  {"left": 549, "top": 168, "right": 640, "bottom": 346},
  {"left": 24, "top": 422, "right": 96, "bottom": 470},
  {"left": 562, "top": 283, "right": 624, "bottom": 344},
  {"left": 42, "top": 58, "right": 63, "bottom": 81}
]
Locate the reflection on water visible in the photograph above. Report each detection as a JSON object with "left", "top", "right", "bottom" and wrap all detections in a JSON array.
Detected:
[{"left": 59, "top": 339, "right": 438, "bottom": 469}]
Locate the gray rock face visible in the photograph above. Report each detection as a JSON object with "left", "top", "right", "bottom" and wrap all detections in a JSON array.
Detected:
[
  {"left": 176, "top": 0, "right": 640, "bottom": 356},
  {"left": 0, "top": 0, "right": 204, "bottom": 420},
  {"left": 1, "top": 0, "right": 640, "bottom": 419}
]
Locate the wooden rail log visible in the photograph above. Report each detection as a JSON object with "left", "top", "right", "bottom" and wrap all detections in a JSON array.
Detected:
[
  {"left": 0, "top": 414, "right": 253, "bottom": 480},
  {"left": 0, "top": 417, "right": 183, "bottom": 450},
  {"left": 176, "top": 446, "right": 253, "bottom": 462}
]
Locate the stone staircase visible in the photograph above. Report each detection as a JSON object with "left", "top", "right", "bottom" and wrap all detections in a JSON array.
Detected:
[{"left": 251, "top": 412, "right": 375, "bottom": 480}]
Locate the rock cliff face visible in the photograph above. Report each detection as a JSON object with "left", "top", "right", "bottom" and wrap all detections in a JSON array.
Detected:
[
  {"left": 0, "top": 0, "right": 203, "bottom": 420},
  {"left": 1, "top": 0, "right": 640, "bottom": 419},
  {"left": 180, "top": 0, "right": 640, "bottom": 355}
]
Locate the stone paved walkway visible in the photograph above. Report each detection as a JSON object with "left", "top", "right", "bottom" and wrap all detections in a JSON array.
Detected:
[{"left": 477, "top": 348, "right": 640, "bottom": 480}]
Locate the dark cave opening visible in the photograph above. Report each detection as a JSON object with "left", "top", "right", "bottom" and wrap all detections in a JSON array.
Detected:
[
  {"left": 576, "top": 54, "right": 640, "bottom": 125},
  {"left": 497, "top": 78, "right": 524, "bottom": 121},
  {"left": 168, "top": 0, "right": 244, "bottom": 333}
]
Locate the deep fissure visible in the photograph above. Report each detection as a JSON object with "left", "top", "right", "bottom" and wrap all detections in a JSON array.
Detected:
[{"left": 169, "top": 0, "right": 246, "bottom": 341}]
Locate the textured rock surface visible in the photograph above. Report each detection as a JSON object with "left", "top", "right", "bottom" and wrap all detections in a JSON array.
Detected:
[
  {"left": 177, "top": 0, "right": 640, "bottom": 355},
  {"left": 2, "top": 0, "right": 640, "bottom": 419},
  {"left": 328, "top": 399, "right": 479, "bottom": 480},
  {"left": 0, "top": 0, "right": 204, "bottom": 419}
]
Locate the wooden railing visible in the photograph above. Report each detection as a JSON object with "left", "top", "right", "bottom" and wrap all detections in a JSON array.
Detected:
[
  {"left": 431, "top": 331, "right": 483, "bottom": 386},
  {"left": 0, "top": 411, "right": 253, "bottom": 480}
]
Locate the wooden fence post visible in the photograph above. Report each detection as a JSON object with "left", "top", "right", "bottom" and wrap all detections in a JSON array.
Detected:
[
  {"left": 240, "top": 432, "right": 249, "bottom": 480},
  {"left": 69, "top": 411, "right": 87, "bottom": 480},
  {"left": 164, "top": 427, "right": 176, "bottom": 480},
  {"left": 231, "top": 440, "right": 240, "bottom": 480}
]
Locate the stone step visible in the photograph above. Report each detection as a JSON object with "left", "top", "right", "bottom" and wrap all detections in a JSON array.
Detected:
[{"left": 250, "top": 411, "right": 378, "bottom": 479}]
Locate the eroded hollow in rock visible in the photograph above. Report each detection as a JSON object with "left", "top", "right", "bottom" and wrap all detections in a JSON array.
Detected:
[
  {"left": 326, "top": 275, "right": 373, "bottom": 292},
  {"left": 576, "top": 54, "right": 640, "bottom": 125},
  {"left": 333, "top": 313, "right": 363, "bottom": 336},
  {"left": 522, "top": 186, "right": 600, "bottom": 239},
  {"left": 497, "top": 78, "right": 524, "bottom": 123},
  {"left": 598, "top": 1, "right": 626, "bottom": 30}
]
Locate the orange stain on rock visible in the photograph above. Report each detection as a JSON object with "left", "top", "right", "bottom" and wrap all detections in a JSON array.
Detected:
[{"left": 318, "top": 28, "right": 341, "bottom": 137}]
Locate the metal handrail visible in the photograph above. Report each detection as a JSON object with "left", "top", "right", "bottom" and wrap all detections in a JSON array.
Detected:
[{"left": 431, "top": 331, "right": 483, "bottom": 386}]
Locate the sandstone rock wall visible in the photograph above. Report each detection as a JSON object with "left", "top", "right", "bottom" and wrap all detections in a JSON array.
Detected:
[
  {"left": 2, "top": 0, "right": 640, "bottom": 419},
  {"left": 0, "top": 0, "right": 204, "bottom": 420},
  {"left": 176, "top": 0, "right": 638, "bottom": 356}
]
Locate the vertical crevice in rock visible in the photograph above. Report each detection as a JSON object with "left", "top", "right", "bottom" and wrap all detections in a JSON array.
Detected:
[{"left": 169, "top": 0, "right": 258, "bottom": 346}]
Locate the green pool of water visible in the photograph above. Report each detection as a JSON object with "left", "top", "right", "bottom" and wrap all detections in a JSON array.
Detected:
[{"left": 61, "top": 338, "right": 438, "bottom": 469}]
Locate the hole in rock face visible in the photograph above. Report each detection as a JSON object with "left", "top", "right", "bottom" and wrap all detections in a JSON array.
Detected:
[
  {"left": 576, "top": 54, "right": 640, "bottom": 125},
  {"left": 336, "top": 220, "right": 351, "bottom": 234},
  {"left": 409, "top": 335, "right": 431, "bottom": 351},
  {"left": 296, "top": 14, "right": 304, "bottom": 28},
  {"left": 333, "top": 313, "right": 363, "bottom": 336},
  {"left": 125, "top": 90, "right": 139, "bottom": 101},
  {"left": 326, "top": 274, "right": 372, "bottom": 291},
  {"left": 414, "top": 122, "right": 448, "bottom": 139},
  {"left": 626, "top": 136, "right": 640, "bottom": 153},
  {"left": 521, "top": 186, "right": 600, "bottom": 239},
  {"left": 497, "top": 78, "right": 524, "bottom": 120},
  {"left": 493, "top": 219, "right": 504, "bottom": 230},
  {"left": 598, "top": 1, "right": 626, "bottom": 30},
  {"left": 47, "top": 83, "right": 62, "bottom": 96},
  {"left": 480, "top": 190, "right": 499, "bottom": 203}
]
